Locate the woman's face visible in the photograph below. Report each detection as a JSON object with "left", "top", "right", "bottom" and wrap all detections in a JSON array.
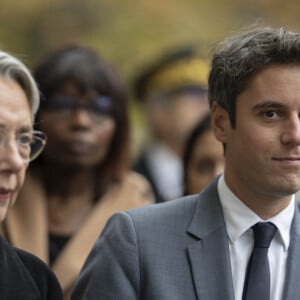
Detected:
[
  {"left": 186, "top": 130, "right": 224, "bottom": 194},
  {"left": 0, "top": 77, "right": 32, "bottom": 222},
  {"left": 38, "top": 83, "right": 116, "bottom": 168}
]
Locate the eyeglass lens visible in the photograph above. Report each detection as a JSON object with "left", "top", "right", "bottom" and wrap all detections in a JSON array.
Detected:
[
  {"left": 0, "top": 130, "right": 46, "bottom": 162},
  {"left": 42, "top": 95, "right": 113, "bottom": 116},
  {"left": 29, "top": 131, "right": 47, "bottom": 161}
]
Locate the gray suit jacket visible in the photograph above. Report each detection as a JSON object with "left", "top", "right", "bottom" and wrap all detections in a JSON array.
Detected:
[{"left": 71, "top": 178, "right": 300, "bottom": 300}]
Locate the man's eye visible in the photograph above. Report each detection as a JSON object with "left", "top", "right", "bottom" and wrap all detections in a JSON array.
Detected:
[{"left": 264, "top": 110, "right": 277, "bottom": 118}]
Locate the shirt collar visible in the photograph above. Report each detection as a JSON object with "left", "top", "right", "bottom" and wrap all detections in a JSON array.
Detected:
[
  {"left": 146, "top": 142, "right": 183, "bottom": 200},
  {"left": 218, "top": 174, "right": 294, "bottom": 251}
]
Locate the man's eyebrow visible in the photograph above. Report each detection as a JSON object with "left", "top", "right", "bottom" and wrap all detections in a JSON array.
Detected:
[{"left": 252, "top": 101, "right": 285, "bottom": 110}]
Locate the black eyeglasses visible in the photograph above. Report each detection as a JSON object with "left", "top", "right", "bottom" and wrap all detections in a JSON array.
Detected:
[{"left": 42, "top": 95, "right": 113, "bottom": 120}]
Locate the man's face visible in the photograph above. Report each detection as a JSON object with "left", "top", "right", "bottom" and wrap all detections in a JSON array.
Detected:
[
  {"left": 0, "top": 76, "right": 31, "bottom": 222},
  {"left": 213, "top": 65, "right": 300, "bottom": 215}
]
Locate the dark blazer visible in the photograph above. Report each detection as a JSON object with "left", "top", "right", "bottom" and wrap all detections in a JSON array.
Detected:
[
  {"left": 0, "top": 235, "right": 63, "bottom": 300},
  {"left": 71, "top": 178, "right": 300, "bottom": 300}
]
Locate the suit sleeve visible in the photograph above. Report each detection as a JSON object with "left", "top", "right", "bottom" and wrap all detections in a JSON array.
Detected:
[{"left": 71, "top": 211, "right": 140, "bottom": 300}]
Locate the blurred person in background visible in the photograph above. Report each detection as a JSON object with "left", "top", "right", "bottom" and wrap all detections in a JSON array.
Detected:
[
  {"left": 0, "top": 50, "right": 63, "bottom": 299},
  {"left": 132, "top": 46, "right": 210, "bottom": 202},
  {"left": 1, "top": 45, "right": 153, "bottom": 299},
  {"left": 183, "top": 114, "right": 224, "bottom": 195}
]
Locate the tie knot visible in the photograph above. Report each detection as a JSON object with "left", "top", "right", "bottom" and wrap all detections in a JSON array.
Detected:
[{"left": 252, "top": 222, "right": 277, "bottom": 248}]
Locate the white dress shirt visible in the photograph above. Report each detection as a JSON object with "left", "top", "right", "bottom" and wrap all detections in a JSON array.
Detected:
[
  {"left": 147, "top": 142, "right": 183, "bottom": 201},
  {"left": 218, "top": 174, "right": 294, "bottom": 300}
]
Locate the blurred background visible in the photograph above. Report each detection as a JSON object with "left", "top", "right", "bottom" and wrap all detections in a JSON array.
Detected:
[{"left": 1, "top": 0, "right": 299, "bottom": 156}]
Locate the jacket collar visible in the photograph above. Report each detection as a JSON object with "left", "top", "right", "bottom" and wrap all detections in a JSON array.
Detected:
[{"left": 187, "top": 178, "right": 235, "bottom": 300}]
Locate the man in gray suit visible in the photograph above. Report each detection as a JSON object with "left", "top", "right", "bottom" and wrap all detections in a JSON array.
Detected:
[{"left": 72, "top": 26, "right": 300, "bottom": 300}]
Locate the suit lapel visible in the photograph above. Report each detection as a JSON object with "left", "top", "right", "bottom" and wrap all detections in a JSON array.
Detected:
[
  {"left": 282, "top": 202, "right": 300, "bottom": 300},
  {"left": 187, "top": 179, "right": 235, "bottom": 300}
]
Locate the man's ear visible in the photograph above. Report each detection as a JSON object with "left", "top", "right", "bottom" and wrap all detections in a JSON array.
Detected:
[{"left": 211, "top": 102, "right": 231, "bottom": 144}]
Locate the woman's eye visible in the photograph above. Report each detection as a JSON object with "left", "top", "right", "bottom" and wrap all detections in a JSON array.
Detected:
[{"left": 18, "top": 134, "right": 32, "bottom": 146}]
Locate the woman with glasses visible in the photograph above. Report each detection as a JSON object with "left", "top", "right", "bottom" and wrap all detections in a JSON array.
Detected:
[
  {"left": 1, "top": 45, "right": 153, "bottom": 299},
  {"left": 0, "top": 51, "right": 63, "bottom": 299}
]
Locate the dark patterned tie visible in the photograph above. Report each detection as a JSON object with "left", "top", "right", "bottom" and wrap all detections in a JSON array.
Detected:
[{"left": 242, "top": 222, "right": 277, "bottom": 300}]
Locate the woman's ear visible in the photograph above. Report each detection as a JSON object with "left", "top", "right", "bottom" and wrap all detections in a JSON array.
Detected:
[{"left": 211, "top": 102, "right": 231, "bottom": 144}]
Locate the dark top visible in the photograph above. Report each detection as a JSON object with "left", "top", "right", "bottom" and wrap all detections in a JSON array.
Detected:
[
  {"left": 0, "top": 235, "right": 63, "bottom": 299},
  {"left": 133, "top": 151, "right": 163, "bottom": 203},
  {"left": 49, "top": 233, "right": 70, "bottom": 265}
]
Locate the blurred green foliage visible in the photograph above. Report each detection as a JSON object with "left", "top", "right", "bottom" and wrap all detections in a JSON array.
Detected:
[
  {"left": 1, "top": 0, "right": 300, "bottom": 156},
  {"left": 1, "top": 0, "right": 300, "bottom": 81}
]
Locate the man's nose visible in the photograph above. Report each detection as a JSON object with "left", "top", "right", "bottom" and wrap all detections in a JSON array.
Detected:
[{"left": 281, "top": 116, "right": 300, "bottom": 146}]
